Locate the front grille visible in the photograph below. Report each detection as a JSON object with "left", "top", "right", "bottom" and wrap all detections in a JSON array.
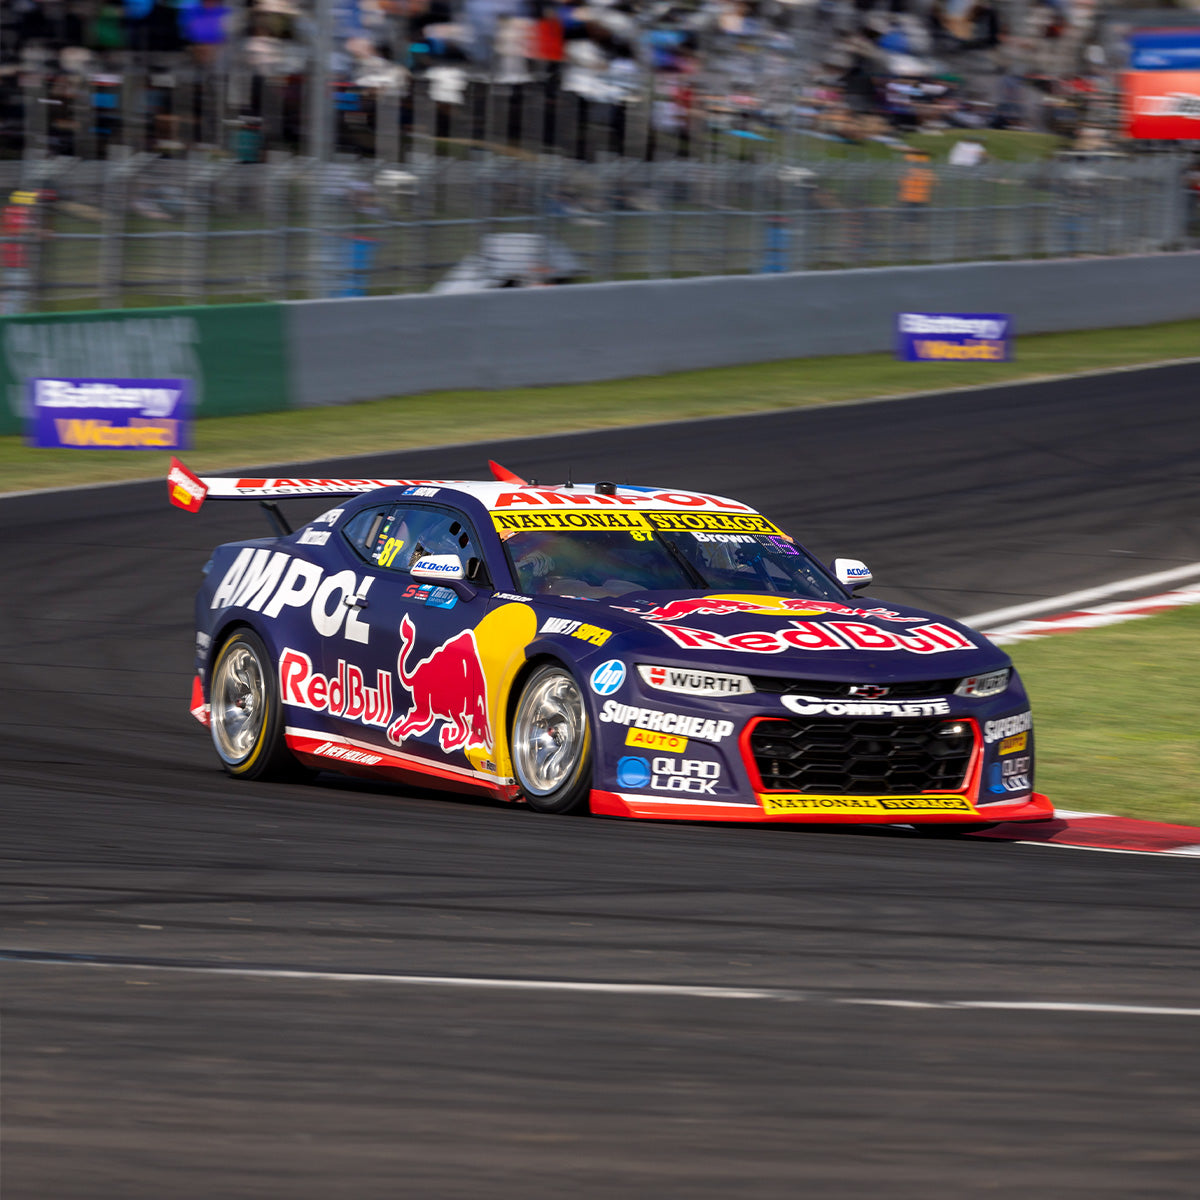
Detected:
[
  {"left": 748, "top": 675, "right": 961, "bottom": 700},
  {"left": 750, "top": 717, "right": 974, "bottom": 794}
]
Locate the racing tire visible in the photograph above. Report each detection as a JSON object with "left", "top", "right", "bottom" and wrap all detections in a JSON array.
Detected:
[
  {"left": 511, "top": 663, "right": 593, "bottom": 815},
  {"left": 209, "top": 629, "right": 307, "bottom": 782}
]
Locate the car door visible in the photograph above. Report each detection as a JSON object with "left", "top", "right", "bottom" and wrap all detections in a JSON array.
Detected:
[{"left": 332, "top": 500, "right": 498, "bottom": 776}]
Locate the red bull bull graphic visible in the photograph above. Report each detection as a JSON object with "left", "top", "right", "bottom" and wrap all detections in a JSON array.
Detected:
[
  {"left": 388, "top": 615, "right": 493, "bottom": 754},
  {"left": 619, "top": 595, "right": 923, "bottom": 623}
]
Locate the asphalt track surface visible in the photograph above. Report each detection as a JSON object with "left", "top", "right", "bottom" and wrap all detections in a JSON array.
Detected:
[{"left": 4, "top": 363, "right": 1200, "bottom": 1198}]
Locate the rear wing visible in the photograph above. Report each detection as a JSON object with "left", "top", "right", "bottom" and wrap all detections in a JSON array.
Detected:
[{"left": 167, "top": 457, "right": 436, "bottom": 514}]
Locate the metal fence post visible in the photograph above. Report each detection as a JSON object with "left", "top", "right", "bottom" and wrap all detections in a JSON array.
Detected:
[
  {"left": 184, "top": 151, "right": 212, "bottom": 303},
  {"left": 99, "top": 146, "right": 131, "bottom": 309}
]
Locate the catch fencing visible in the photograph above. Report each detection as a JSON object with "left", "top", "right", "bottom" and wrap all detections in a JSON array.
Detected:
[{"left": 0, "top": 150, "right": 1185, "bottom": 313}]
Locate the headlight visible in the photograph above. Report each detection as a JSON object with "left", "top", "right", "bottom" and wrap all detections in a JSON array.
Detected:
[
  {"left": 637, "top": 664, "right": 755, "bottom": 697},
  {"left": 955, "top": 668, "right": 1010, "bottom": 698}
]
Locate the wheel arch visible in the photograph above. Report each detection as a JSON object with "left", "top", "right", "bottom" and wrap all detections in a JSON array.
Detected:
[
  {"left": 204, "top": 616, "right": 276, "bottom": 694},
  {"left": 504, "top": 651, "right": 572, "bottom": 745},
  {"left": 506, "top": 653, "right": 594, "bottom": 815}
]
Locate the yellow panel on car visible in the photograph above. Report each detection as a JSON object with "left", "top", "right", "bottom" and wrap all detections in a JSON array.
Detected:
[{"left": 759, "top": 794, "right": 978, "bottom": 816}]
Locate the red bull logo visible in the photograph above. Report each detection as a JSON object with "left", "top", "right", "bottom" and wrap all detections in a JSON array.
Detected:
[
  {"left": 388, "top": 615, "right": 492, "bottom": 754},
  {"left": 279, "top": 649, "right": 394, "bottom": 726},
  {"left": 658, "top": 620, "right": 976, "bottom": 656},
  {"left": 620, "top": 594, "right": 921, "bottom": 623}
]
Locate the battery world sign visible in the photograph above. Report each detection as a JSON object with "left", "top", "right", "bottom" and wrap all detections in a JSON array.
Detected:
[{"left": 28, "top": 378, "right": 193, "bottom": 449}]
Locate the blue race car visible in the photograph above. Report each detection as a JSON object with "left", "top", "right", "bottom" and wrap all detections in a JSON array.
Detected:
[{"left": 170, "top": 458, "right": 1052, "bottom": 829}]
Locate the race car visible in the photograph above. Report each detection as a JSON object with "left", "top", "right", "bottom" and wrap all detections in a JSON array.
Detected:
[{"left": 170, "top": 457, "right": 1053, "bottom": 829}]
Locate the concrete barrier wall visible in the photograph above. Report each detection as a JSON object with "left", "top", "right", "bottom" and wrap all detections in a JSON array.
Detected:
[{"left": 285, "top": 253, "right": 1200, "bottom": 408}]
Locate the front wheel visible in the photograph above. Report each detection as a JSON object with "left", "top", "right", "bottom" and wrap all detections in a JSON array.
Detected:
[
  {"left": 511, "top": 664, "right": 593, "bottom": 815},
  {"left": 209, "top": 628, "right": 305, "bottom": 781}
]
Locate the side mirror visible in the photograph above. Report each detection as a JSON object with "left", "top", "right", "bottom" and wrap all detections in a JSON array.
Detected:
[
  {"left": 411, "top": 553, "right": 465, "bottom": 581},
  {"left": 833, "top": 557, "right": 873, "bottom": 593}
]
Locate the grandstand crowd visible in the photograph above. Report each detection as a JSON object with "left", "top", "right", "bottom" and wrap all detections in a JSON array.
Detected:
[{"left": 0, "top": 1, "right": 1113, "bottom": 161}]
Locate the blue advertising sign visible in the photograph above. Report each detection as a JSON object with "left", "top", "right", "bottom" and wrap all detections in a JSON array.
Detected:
[
  {"left": 1128, "top": 30, "right": 1200, "bottom": 72},
  {"left": 28, "top": 378, "right": 193, "bottom": 450},
  {"left": 896, "top": 313, "right": 1012, "bottom": 362}
]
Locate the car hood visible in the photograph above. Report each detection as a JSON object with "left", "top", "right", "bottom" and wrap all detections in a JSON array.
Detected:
[{"left": 531, "top": 589, "right": 1005, "bottom": 683}]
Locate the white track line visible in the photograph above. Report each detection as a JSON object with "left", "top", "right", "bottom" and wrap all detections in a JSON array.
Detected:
[
  {"left": 964, "top": 562, "right": 1200, "bottom": 629},
  {"left": 7, "top": 952, "right": 1200, "bottom": 1017},
  {"left": 981, "top": 583, "right": 1200, "bottom": 644},
  {"left": 1010, "top": 840, "right": 1200, "bottom": 859}
]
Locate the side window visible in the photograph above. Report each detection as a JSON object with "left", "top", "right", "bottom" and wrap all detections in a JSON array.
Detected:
[
  {"left": 342, "top": 505, "right": 406, "bottom": 565},
  {"left": 343, "top": 505, "right": 488, "bottom": 582}
]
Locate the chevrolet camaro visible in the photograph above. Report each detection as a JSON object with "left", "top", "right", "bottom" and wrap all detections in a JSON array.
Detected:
[{"left": 170, "top": 458, "right": 1052, "bottom": 830}]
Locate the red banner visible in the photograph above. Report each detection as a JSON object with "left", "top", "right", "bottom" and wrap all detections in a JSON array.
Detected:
[{"left": 1123, "top": 69, "right": 1200, "bottom": 138}]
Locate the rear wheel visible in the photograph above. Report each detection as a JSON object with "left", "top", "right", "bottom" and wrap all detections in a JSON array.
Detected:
[
  {"left": 209, "top": 629, "right": 305, "bottom": 781},
  {"left": 511, "top": 664, "right": 592, "bottom": 815}
]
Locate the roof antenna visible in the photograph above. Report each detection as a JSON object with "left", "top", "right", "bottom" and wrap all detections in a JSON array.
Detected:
[{"left": 564, "top": 464, "right": 574, "bottom": 489}]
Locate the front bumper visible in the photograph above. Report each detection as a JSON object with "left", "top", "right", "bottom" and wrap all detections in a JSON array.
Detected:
[{"left": 589, "top": 788, "right": 1055, "bottom": 824}]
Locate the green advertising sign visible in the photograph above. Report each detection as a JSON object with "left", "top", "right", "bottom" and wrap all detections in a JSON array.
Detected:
[{"left": 0, "top": 302, "right": 290, "bottom": 438}]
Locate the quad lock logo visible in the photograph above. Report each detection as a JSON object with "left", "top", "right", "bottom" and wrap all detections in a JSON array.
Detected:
[
  {"left": 211, "top": 549, "right": 373, "bottom": 643},
  {"left": 616, "top": 756, "right": 722, "bottom": 794},
  {"left": 988, "top": 756, "right": 1031, "bottom": 795}
]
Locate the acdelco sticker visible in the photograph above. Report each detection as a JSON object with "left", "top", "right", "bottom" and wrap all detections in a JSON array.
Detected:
[
  {"left": 983, "top": 711, "right": 1033, "bottom": 744},
  {"left": 211, "top": 549, "right": 373, "bottom": 644}
]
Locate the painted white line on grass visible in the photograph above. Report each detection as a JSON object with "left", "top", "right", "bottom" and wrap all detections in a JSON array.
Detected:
[
  {"left": 6, "top": 354, "right": 1200, "bottom": 505},
  {"left": 964, "top": 562, "right": 1200, "bottom": 629},
  {"left": 8, "top": 951, "right": 1200, "bottom": 1017}
]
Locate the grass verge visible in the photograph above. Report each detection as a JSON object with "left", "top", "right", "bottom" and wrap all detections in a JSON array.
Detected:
[
  {"left": 1007, "top": 604, "right": 1200, "bottom": 827},
  {"left": 2, "top": 317, "right": 1198, "bottom": 495}
]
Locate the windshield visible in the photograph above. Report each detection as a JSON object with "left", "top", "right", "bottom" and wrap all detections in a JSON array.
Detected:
[{"left": 501, "top": 523, "right": 845, "bottom": 601}]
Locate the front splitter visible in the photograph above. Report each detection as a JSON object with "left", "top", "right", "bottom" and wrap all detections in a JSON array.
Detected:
[{"left": 590, "top": 789, "right": 1055, "bottom": 824}]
